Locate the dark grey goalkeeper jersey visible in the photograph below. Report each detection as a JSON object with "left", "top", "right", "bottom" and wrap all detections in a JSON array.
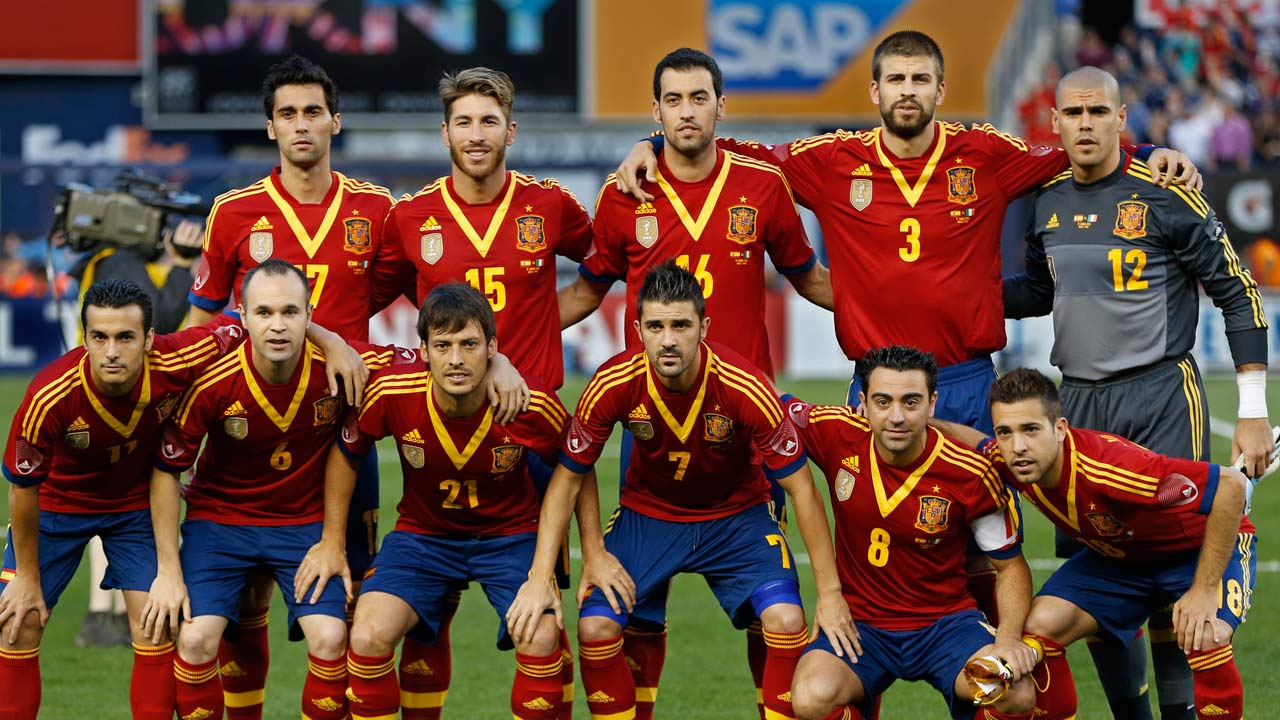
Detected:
[{"left": 1004, "top": 155, "right": 1268, "bottom": 381}]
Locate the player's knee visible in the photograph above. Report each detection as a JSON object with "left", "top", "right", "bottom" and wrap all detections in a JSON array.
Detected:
[
  {"left": 997, "top": 677, "right": 1037, "bottom": 715},
  {"left": 302, "top": 616, "right": 348, "bottom": 660},
  {"left": 790, "top": 666, "right": 841, "bottom": 720},
  {"left": 1201, "top": 621, "right": 1235, "bottom": 651},
  {"left": 759, "top": 601, "right": 806, "bottom": 635},
  {"left": 0, "top": 612, "right": 45, "bottom": 651},
  {"left": 577, "top": 615, "right": 622, "bottom": 643},
  {"left": 514, "top": 615, "right": 561, "bottom": 657},
  {"left": 176, "top": 622, "right": 221, "bottom": 663},
  {"left": 349, "top": 617, "right": 397, "bottom": 657}
]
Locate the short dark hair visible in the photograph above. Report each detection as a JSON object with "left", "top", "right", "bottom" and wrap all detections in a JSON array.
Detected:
[
  {"left": 871, "top": 30, "right": 945, "bottom": 82},
  {"left": 241, "top": 258, "right": 310, "bottom": 307},
  {"left": 262, "top": 55, "right": 339, "bottom": 119},
  {"left": 989, "top": 368, "right": 1063, "bottom": 422},
  {"left": 855, "top": 345, "right": 938, "bottom": 395},
  {"left": 439, "top": 67, "right": 516, "bottom": 121},
  {"left": 653, "top": 47, "right": 724, "bottom": 100},
  {"left": 637, "top": 259, "right": 705, "bottom": 320},
  {"left": 418, "top": 282, "right": 496, "bottom": 344},
  {"left": 81, "top": 279, "right": 153, "bottom": 333}
]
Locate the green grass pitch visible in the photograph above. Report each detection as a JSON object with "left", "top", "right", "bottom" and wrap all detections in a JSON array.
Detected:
[{"left": 2, "top": 373, "right": 1276, "bottom": 718}]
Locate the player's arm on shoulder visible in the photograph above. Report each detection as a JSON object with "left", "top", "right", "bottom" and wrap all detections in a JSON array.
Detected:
[
  {"left": 1173, "top": 464, "right": 1247, "bottom": 652},
  {"left": 485, "top": 353, "right": 530, "bottom": 424},
  {"left": 559, "top": 270, "right": 612, "bottom": 329},
  {"left": 306, "top": 321, "right": 368, "bottom": 407},
  {"left": 972, "top": 122, "right": 1068, "bottom": 198},
  {"left": 929, "top": 417, "right": 988, "bottom": 449}
]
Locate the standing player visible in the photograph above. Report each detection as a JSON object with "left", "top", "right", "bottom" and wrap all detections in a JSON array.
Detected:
[
  {"left": 507, "top": 262, "right": 855, "bottom": 720},
  {"left": 780, "top": 346, "right": 1035, "bottom": 720},
  {"left": 937, "top": 369, "right": 1255, "bottom": 720},
  {"left": 333, "top": 283, "right": 573, "bottom": 719},
  {"left": 1003, "top": 66, "right": 1270, "bottom": 719},
  {"left": 557, "top": 47, "right": 832, "bottom": 717},
  {"left": 381, "top": 66, "right": 588, "bottom": 718},
  {"left": 0, "top": 280, "right": 244, "bottom": 720}
]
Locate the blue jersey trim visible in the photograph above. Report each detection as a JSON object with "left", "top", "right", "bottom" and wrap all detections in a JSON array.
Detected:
[
  {"left": 1198, "top": 464, "right": 1221, "bottom": 515},
  {"left": 338, "top": 441, "right": 367, "bottom": 462},
  {"left": 558, "top": 452, "right": 593, "bottom": 475},
  {"left": 153, "top": 459, "right": 190, "bottom": 474},
  {"left": 774, "top": 254, "right": 816, "bottom": 276},
  {"left": 188, "top": 292, "right": 227, "bottom": 312},
  {"left": 577, "top": 264, "right": 621, "bottom": 286},
  {"left": 983, "top": 544, "right": 1023, "bottom": 561},
  {"left": 2, "top": 464, "right": 44, "bottom": 487},
  {"left": 765, "top": 454, "right": 808, "bottom": 482}
]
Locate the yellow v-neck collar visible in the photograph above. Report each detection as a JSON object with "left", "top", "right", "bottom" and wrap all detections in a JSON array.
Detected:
[
  {"left": 439, "top": 171, "right": 518, "bottom": 259},
  {"left": 1030, "top": 430, "right": 1080, "bottom": 532},
  {"left": 240, "top": 342, "right": 313, "bottom": 433},
  {"left": 868, "top": 427, "right": 945, "bottom": 518},
  {"left": 872, "top": 124, "right": 948, "bottom": 208},
  {"left": 654, "top": 151, "right": 734, "bottom": 241},
  {"left": 426, "top": 375, "right": 494, "bottom": 470},
  {"left": 644, "top": 344, "right": 711, "bottom": 444},
  {"left": 262, "top": 169, "right": 346, "bottom": 259},
  {"left": 79, "top": 356, "right": 151, "bottom": 437}
]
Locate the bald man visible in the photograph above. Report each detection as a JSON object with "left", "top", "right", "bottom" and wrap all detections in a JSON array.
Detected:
[{"left": 1004, "top": 66, "right": 1270, "bottom": 720}]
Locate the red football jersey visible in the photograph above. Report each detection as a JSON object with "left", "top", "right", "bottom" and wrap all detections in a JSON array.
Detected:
[
  {"left": 386, "top": 171, "right": 592, "bottom": 389},
  {"left": 984, "top": 427, "right": 1255, "bottom": 558},
  {"left": 561, "top": 342, "right": 805, "bottom": 522},
  {"left": 584, "top": 149, "right": 815, "bottom": 379},
  {"left": 784, "top": 398, "right": 1020, "bottom": 630},
  {"left": 4, "top": 324, "right": 244, "bottom": 513},
  {"left": 342, "top": 367, "right": 567, "bottom": 537},
  {"left": 159, "top": 341, "right": 408, "bottom": 525},
  {"left": 192, "top": 167, "right": 402, "bottom": 342},
  {"left": 721, "top": 124, "right": 1068, "bottom": 366}
]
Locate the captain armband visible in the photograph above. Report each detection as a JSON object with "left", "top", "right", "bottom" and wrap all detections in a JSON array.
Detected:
[{"left": 1237, "top": 370, "right": 1268, "bottom": 419}]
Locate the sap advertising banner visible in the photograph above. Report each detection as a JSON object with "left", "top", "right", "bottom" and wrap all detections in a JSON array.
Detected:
[{"left": 592, "top": 0, "right": 1018, "bottom": 120}]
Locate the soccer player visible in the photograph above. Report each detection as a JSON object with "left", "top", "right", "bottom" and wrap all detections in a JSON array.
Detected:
[
  {"left": 381, "top": 66, "right": 586, "bottom": 717},
  {"left": 146, "top": 260, "right": 407, "bottom": 720},
  {"left": 558, "top": 47, "right": 833, "bottom": 717},
  {"left": 0, "top": 279, "right": 244, "bottom": 720},
  {"left": 334, "top": 282, "right": 573, "bottom": 719},
  {"left": 780, "top": 347, "right": 1035, "bottom": 720},
  {"left": 937, "top": 369, "right": 1255, "bottom": 720},
  {"left": 507, "top": 261, "right": 855, "bottom": 720},
  {"left": 1002, "top": 66, "right": 1270, "bottom": 719}
]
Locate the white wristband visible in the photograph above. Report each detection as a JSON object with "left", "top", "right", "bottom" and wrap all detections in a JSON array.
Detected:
[{"left": 1237, "top": 370, "right": 1268, "bottom": 419}]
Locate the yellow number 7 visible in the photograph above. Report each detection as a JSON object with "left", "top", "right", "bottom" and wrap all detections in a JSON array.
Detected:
[
  {"left": 668, "top": 451, "right": 691, "bottom": 481},
  {"left": 766, "top": 534, "right": 792, "bottom": 569}
]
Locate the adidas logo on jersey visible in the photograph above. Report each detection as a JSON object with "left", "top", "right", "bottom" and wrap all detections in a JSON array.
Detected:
[
  {"left": 223, "top": 401, "right": 246, "bottom": 417},
  {"left": 419, "top": 216, "right": 442, "bottom": 232},
  {"left": 401, "top": 428, "right": 424, "bottom": 444},
  {"left": 842, "top": 455, "right": 860, "bottom": 473},
  {"left": 67, "top": 416, "right": 89, "bottom": 432},
  {"left": 850, "top": 163, "right": 873, "bottom": 177},
  {"left": 401, "top": 659, "right": 434, "bottom": 676},
  {"left": 634, "top": 202, "right": 657, "bottom": 215},
  {"left": 250, "top": 216, "right": 273, "bottom": 231},
  {"left": 587, "top": 691, "right": 616, "bottom": 704},
  {"left": 1045, "top": 212, "right": 1059, "bottom": 229},
  {"left": 311, "top": 697, "right": 342, "bottom": 712},
  {"left": 1199, "top": 705, "right": 1230, "bottom": 716},
  {"left": 219, "top": 661, "right": 247, "bottom": 678},
  {"left": 628, "top": 404, "right": 651, "bottom": 421},
  {"left": 523, "top": 697, "right": 555, "bottom": 711}
]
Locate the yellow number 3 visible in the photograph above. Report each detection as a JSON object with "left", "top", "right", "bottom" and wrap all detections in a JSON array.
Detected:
[{"left": 899, "top": 218, "right": 921, "bottom": 262}]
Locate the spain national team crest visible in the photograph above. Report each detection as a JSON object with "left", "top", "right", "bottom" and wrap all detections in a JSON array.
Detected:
[
  {"left": 703, "top": 413, "right": 734, "bottom": 443},
  {"left": 636, "top": 216, "right": 659, "bottom": 248},
  {"left": 64, "top": 431, "right": 89, "bottom": 449},
  {"left": 1086, "top": 512, "right": 1126, "bottom": 537},
  {"left": 946, "top": 166, "right": 978, "bottom": 204},
  {"left": 849, "top": 179, "right": 873, "bottom": 211},
  {"left": 1114, "top": 200, "right": 1149, "bottom": 239},
  {"left": 401, "top": 444, "right": 425, "bottom": 469},
  {"left": 249, "top": 232, "right": 273, "bottom": 262},
  {"left": 726, "top": 206, "right": 758, "bottom": 245},
  {"left": 515, "top": 215, "right": 547, "bottom": 253},
  {"left": 343, "top": 217, "right": 373, "bottom": 255},
  {"left": 492, "top": 445, "right": 523, "bottom": 473},
  {"left": 313, "top": 396, "right": 342, "bottom": 425},
  {"left": 155, "top": 394, "right": 180, "bottom": 421},
  {"left": 628, "top": 420, "right": 655, "bottom": 441},
  {"left": 421, "top": 233, "right": 444, "bottom": 265},
  {"left": 224, "top": 417, "right": 248, "bottom": 440},
  {"left": 914, "top": 495, "right": 951, "bottom": 534},
  {"left": 835, "top": 468, "right": 855, "bottom": 502}
]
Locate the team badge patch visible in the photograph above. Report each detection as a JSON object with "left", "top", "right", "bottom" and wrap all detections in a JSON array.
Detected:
[
  {"left": 224, "top": 417, "right": 248, "bottom": 440},
  {"left": 628, "top": 420, "right": 655, "bottom": 441},
  {"left": 703, "top": 413, "right": 734, "bottom": 442},
  {"left": 914, "top": 495, "right": 951, "bottom": 534},
  {"left": 636, "top": 216, "right": 659, "bottom": 248},
  {"left": 64, "top": 431, "right": 89, "bottom": 449},
  {"left": 849, "top": 179, "right": 872, "bottom": 211},
  {"left": 421, "top": 233, "right": 444, "bottom": 265},
  {"left": 343, "top": 217, "right": 373, "bottom": 255},
  {"left": 155, "top": 394, "right": 180, "bottom": 421},
  {"left": 401, "top": 444, "right": 425, "bottom": 469},
  {"left": 946, "top": 166, "right": 978, "bottom": 204},
  {"left": 1114, "top": 200, "right": 1149, "bottom": 239},
  {"left": 835, "top": 468, "right": 855, "bottom": 502},
  {"left": 249, "top": 232, "right": 273, "bottom": 262},
  {"left": 1086, "top": 512, "right": 1125, "bottom": 537},
  {"left": 492, "top": 445, "right": 523, "bottom": 473},
  {"left": 515, "top": 215, "right": 547, "bottom": 253},
  {"left": 726, "top": 206, "right": 758, "bottom": 244},
  {"left": 313, "top": 396, "right": 342, "bottom": 425}
]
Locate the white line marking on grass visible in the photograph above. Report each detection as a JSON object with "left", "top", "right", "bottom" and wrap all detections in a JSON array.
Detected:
[{"left": 1210, "top": 415, "right": 1235, "bottom": 440}]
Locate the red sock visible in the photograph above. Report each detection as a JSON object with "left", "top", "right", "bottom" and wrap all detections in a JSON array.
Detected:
[
  {"left": 0, "top": 646, "right": 40, "bottom": 720},
  {"left": 513, "top": 650, "right": 564, "bottom": 719},
  {"left": 131, "top": 642, "right": 176, "bottom": 720},
  {"left": 1026, "top": 634, "right": 1075, "bottom": 720},
  {"left": 762, "top": 625, "right": 808, "bottom": 719},
  {"left": 401, "top": 591, "right": 458, "bottom": 719},
  {"left": 558, "top": 627, "right": 575, "bottom": 719},
  {"left": 747, "top": 622, "right": 767, "bottom": 718},
  {"left": 580, "top": 636, "right": 636, "bottom": 719},
  {"left": 174, "top": 655, "right": 223, "bottom": 720},
  {"left": 303, "top": 653, "right": 349, "bottom": 720},
  {"left": 220, "top": 607, "right": 270, "bottom": 719},
  {"left": 622, "top": 627, "right": 665, "bottom": 720},
  {"left": 967, "top": 567, "right": 1000, "bottom": 625},
  {"left": 1187, "top": 645, "right": 1243, "bottom": 719},
  {"left": 347, "top": 649, "right": 399, "bottom": 719}
]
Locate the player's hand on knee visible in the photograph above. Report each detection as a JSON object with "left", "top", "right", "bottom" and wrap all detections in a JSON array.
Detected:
[
  {"left": 579, "top": 549, "right": 635, "bottom": 614},
  {"left": 294, "top": 539, "right": 352, "bottom": 604},
  {"left": 142, "top": 570, "right": 190, "bottom": 644},
  {"left": 992, "top": 638, "right": 1038, "bottom": 681},
  {"left": 486, "top": 353, "right": 530, "bottom": 424},
  {"left": 813, "top": 590, "right": 860, "bottom": 660},
  {"left": 1172, "top": 584, "right": 1222, "bottom": 653},
  {"left": 507, "top": 576, "right": 561, "bottom": 645},
  {"left": 615, "top": 141, "right": 658, "bottom": 202},
  {"left": 0, "top": 575, "right": 49, "bottom": 645}
]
